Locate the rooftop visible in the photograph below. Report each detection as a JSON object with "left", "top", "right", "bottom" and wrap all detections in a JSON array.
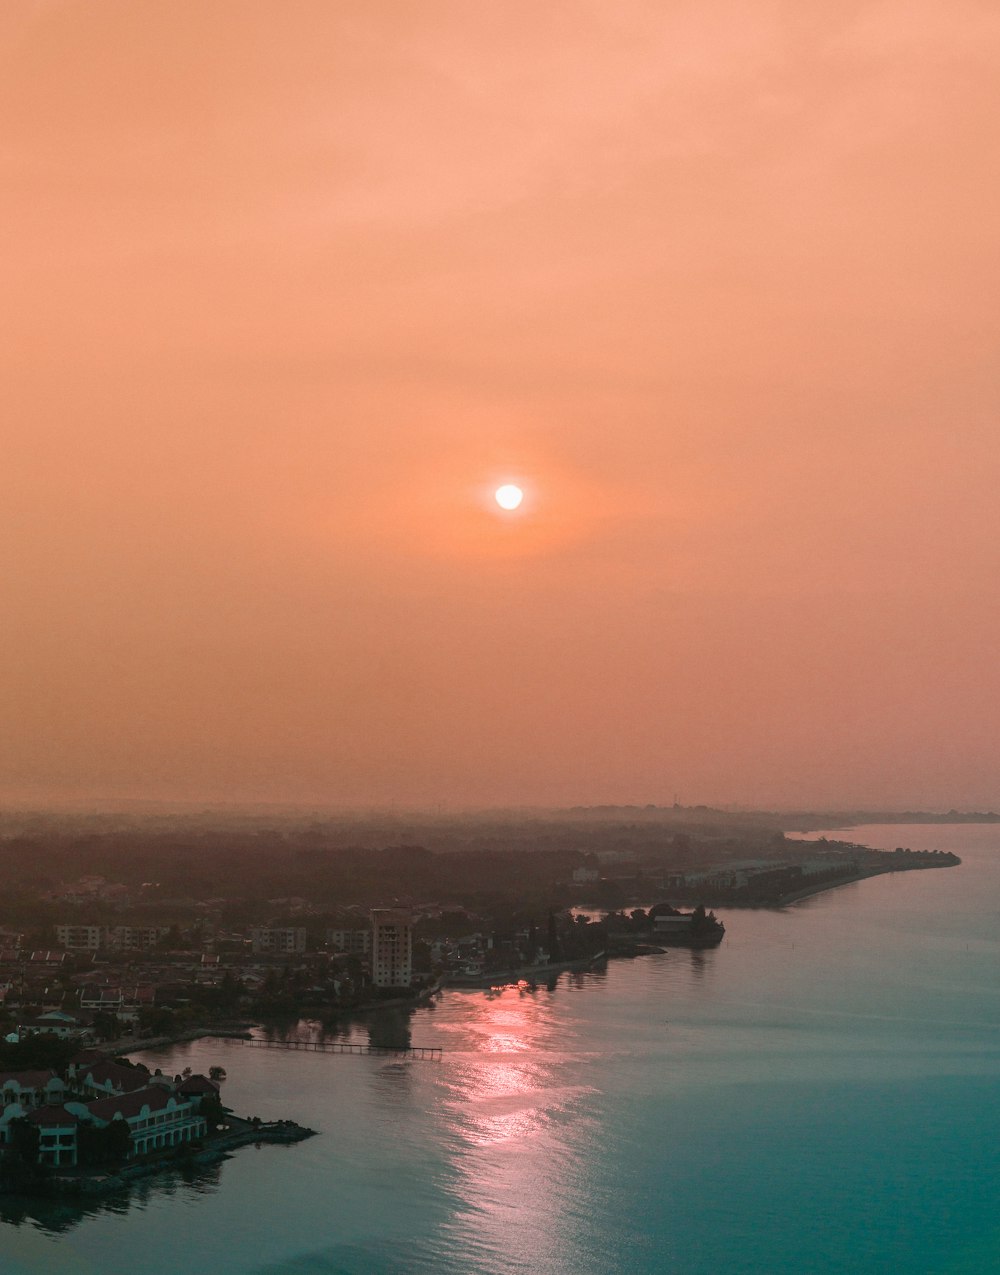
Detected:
[{"left": 26, "top": 1103, "right": 80, "bottom": 1127}]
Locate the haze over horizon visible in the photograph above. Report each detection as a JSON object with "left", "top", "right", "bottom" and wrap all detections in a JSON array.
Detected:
[{"left": 5, "top": 2, "right": 1000, "bottom": 812}]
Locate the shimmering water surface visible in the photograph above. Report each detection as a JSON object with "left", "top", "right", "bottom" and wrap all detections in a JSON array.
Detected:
[{"left": 3, "top": 824, "right": 999, "bottom": 1275}]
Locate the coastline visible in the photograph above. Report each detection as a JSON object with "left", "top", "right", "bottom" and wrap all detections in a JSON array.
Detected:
[
  {"left": 706, "top": 868, "right": 890, "bottom": 908},
  {"left": 774, "top": 867, "right": 893, "bottom": 906},
  {"left": 774, "top": 858, "right": 961, "bottom": 906},
  {"left": 13, "top": 1117, "right": 317, "bottom": 1202},
  {"left": 444, "top": 952, "right": 606, "bottom": 988},
  {"left": 99, "top": 982, "right": 445, "bottom": 1056},
  {"left": 100, "top": 1024, "right": 256, "bottom": 1056},
  {"left": 65, "top": 860, "right": 961, "bottom": 1061},
  {"left": 648, "top": 860, "right": 961, "bottom": 911}
]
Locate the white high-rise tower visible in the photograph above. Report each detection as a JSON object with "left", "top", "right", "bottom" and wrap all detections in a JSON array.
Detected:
[{"left": 370, "top": 908, "right": 413, "bottom": 988}]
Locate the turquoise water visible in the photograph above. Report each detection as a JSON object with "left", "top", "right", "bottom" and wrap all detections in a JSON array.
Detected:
[{"left": 2, "top": 823, "right": 998, "bottom": 1275}]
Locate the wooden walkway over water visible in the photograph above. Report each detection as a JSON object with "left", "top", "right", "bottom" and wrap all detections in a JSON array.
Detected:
[{"left": 241, "top": 1037, "right": 442, "bottom": 1060}]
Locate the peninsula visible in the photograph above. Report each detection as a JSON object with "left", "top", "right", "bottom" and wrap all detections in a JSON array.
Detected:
[
  {"left": 0, "top": 1034, "right": 314, "bottom": 1201},
  {"left": 0, "top": 805, "right": 961, "bottom": 1050}
]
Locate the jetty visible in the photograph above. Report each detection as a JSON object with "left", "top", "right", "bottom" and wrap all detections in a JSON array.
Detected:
[{"left": 242, "top": 1038, "right": 442, "bottom": 1060}]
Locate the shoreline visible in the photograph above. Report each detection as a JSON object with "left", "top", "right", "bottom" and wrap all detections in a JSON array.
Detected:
[
  {"left": 764, "top": 859, "right": 959, "bottom": 907},
  {"left": 444, "top": 952, "right": 606, "bottom": 989},
  {"left": 772, "top": 867, "right": 892, "bottom": 906},
  {"left": 85, "top": 860, "right": 960, "bottom": 1058},
  {"left": 10, "top": 1117, "right": 317, "bottom": 1202},
  {"left": 599, "top": 859, "right": 961, "bottom": 913},
  {"left": 100, "top": 1024, "right": 257, "bottom": 1056},
  {"left": 102, "top": 982, "right": 446, "bottom": 1055}
]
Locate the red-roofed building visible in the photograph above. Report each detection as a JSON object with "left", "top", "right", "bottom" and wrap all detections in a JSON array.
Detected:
[
  {"left": 71, "top": 1085, "right": 207, "bottom": 1157},
  {"left": 25, "top": 1104, "right": 80, "bottom": 1167},
  {"left": 0, "top": 1070, "right": 66, "bottom": 1109},
  {"left": 0, "top": 1076, "right": 70, "bottom": 1159},
  {"left": 76, "top": 1059, "right": 151, "bottom": 1099},
  {"left": 20, "top": 1009, "right": 92, "bottom": 1039},
  {"left": 177, "top": 1074, "right": 220, "bottom": 1098},
  {"left": 78, "top": 984, "right": 156, "bottom": 1022}
]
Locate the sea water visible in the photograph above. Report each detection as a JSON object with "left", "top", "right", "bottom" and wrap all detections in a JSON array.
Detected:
[{"left": 2, "top": 824, "right": 998, "bottom": 1275}]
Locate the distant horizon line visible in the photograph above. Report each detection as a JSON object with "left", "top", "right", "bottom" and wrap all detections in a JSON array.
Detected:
[{"left": 0, "top": 796, "right": 997, "bottom": 820}]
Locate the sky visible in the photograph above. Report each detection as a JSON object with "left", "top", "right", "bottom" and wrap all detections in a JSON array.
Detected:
[{"left": 3, "top": 0, "right": 1000, "bottom": 811}]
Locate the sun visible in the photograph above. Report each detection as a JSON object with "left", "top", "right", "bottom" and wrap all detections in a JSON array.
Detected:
[{"left": 494, "top": 484, "right": 524, "bottom": 511}]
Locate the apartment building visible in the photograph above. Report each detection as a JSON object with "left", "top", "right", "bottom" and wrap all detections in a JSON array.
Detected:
[{"left": 370, "top": 909, "right": 412, "bottom": 988}]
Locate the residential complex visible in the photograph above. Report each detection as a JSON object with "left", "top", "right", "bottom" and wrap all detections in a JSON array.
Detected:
[
  {"left": 250, "top": 927, "right": 307, "bottom": 956},
  {"left": 55, "top": 926, "right": 170, "bottom": 952},
  {"left": 0, "top": 1056, "right": 216, "bottom": 1169},
  {"left": 325, "top": 928, "right": 371, "bottom": 956}
]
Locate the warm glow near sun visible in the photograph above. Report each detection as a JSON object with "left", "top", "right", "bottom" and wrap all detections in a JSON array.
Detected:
[{"left": 495, "top": 484, "right": 524, "bottom": 510}]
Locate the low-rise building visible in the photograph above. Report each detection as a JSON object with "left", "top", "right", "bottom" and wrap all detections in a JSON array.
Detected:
[
  {"left": 75, "top": 1059, "right": 152, "bottom": 1100},
  {"left": 26, "top": 1104, "right": 81, "bottom": 1168},
  {"left": 326, "top": 928, "right": 371, "bottom": 956},
  {"left": 109, "top": 926, "right": 170, "bottom": 952},
  {"left": 251, "top": 927, "right": 307, "bottom": 956},
  {"left": 78, "top": 984, "right": 156, "bottom": 1021},
  {"left": 0, "top": 1064, "right": 219, "bottom": 1169},
  {"left": 56, "top": 925, "right": 170, "bottom": 952},
  {"left": 77, "top": 1085, "right": 207, "bottom": 1157},
  {"left": 19, "top": 1009, "right": 92, "bottom": 1039},
  {"left": 0, "top": 1070, "right": 67, "bottom": 1110}
]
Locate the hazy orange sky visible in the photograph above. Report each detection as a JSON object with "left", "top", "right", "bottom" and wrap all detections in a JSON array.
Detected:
[{"left": 4, "top": 1, "right": 1000, "bottom": 810}]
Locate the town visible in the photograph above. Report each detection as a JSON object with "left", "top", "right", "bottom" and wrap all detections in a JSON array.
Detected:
[
  {"left": 0, "top": 809, "right": 958, "bottom": 1046},
  {"left": 0, "top": 807, "right": 962, "bottom": 1196}
]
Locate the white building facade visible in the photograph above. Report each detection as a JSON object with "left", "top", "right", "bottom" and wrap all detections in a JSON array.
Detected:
[
  {"left": 370, "top": 909, "right": 413, "bottom": 988},
  {"left": 250, "top": 927, "right": 307, "bottom": 956}
]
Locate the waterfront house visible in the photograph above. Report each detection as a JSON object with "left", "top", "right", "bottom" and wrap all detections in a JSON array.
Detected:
[
  {"left": 25, "top": 1104, "right": 81, "bottom": 1168},
  {"left": 73, "top": 1085, "right": 207, "bottom": 1157},
  {"left": 0, "top": 1075, "right": 70, "bottom": 1157},
  {"left": 76, "top": 1059, "right": 151, "bottom": 1099},
  {"left": 0, "top": 1070, "right": 66, "bottom": 1110},
  {"left": 176, "top": 1074, "right": 220, "bottom": 1102},
  {"left": 652, "top": 914, "right": 697, "bottom": 937}
]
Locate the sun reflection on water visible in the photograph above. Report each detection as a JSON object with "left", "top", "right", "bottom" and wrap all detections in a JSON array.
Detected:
[{"left": 429, "top": 981, "right": 604, "bottom": 1271}]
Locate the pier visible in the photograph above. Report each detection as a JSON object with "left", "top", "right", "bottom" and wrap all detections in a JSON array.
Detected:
[{"left": 241, "top": 1037, "right": 442, "bottom": 1060}]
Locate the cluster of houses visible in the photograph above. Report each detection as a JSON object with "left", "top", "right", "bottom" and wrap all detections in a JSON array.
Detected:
[
  {"left": 0, "top": 1051, "right": 219, "bottom": 1169},
  {"left": 0, "top": 909, "right": 424, "bottom": 1044},
  {"left": 429, "top": 928, "right": 551, "bottom": 980}
]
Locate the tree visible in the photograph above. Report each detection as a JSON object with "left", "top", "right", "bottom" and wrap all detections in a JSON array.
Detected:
[
  {"left": 0, "top": 1033, "right": 76, "bottom": 1072},
  {"left": 137, "top": 1006, "right": 175, "bottom": 1037},
  {"left": 79, "top": 1120, "right": 129, "bottom": 1167},
  {"left": 106, "top": 1118, "right": 131, "bottom": 1162},
  {"left": 546, "top": 911, "right": 561, "bottom": 962},
  {"left": 8, "top": 1118, "right": 40, "bottom": 1166},
  {"left": 199, "top": 1092, "right": 225, "bottom": 1131},
  {"left": 92, "top": 1010, "right": 121, "bottom": 1042},
  {"left": 218, "top": 971, "right": 243, "bottom": 1009}
]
